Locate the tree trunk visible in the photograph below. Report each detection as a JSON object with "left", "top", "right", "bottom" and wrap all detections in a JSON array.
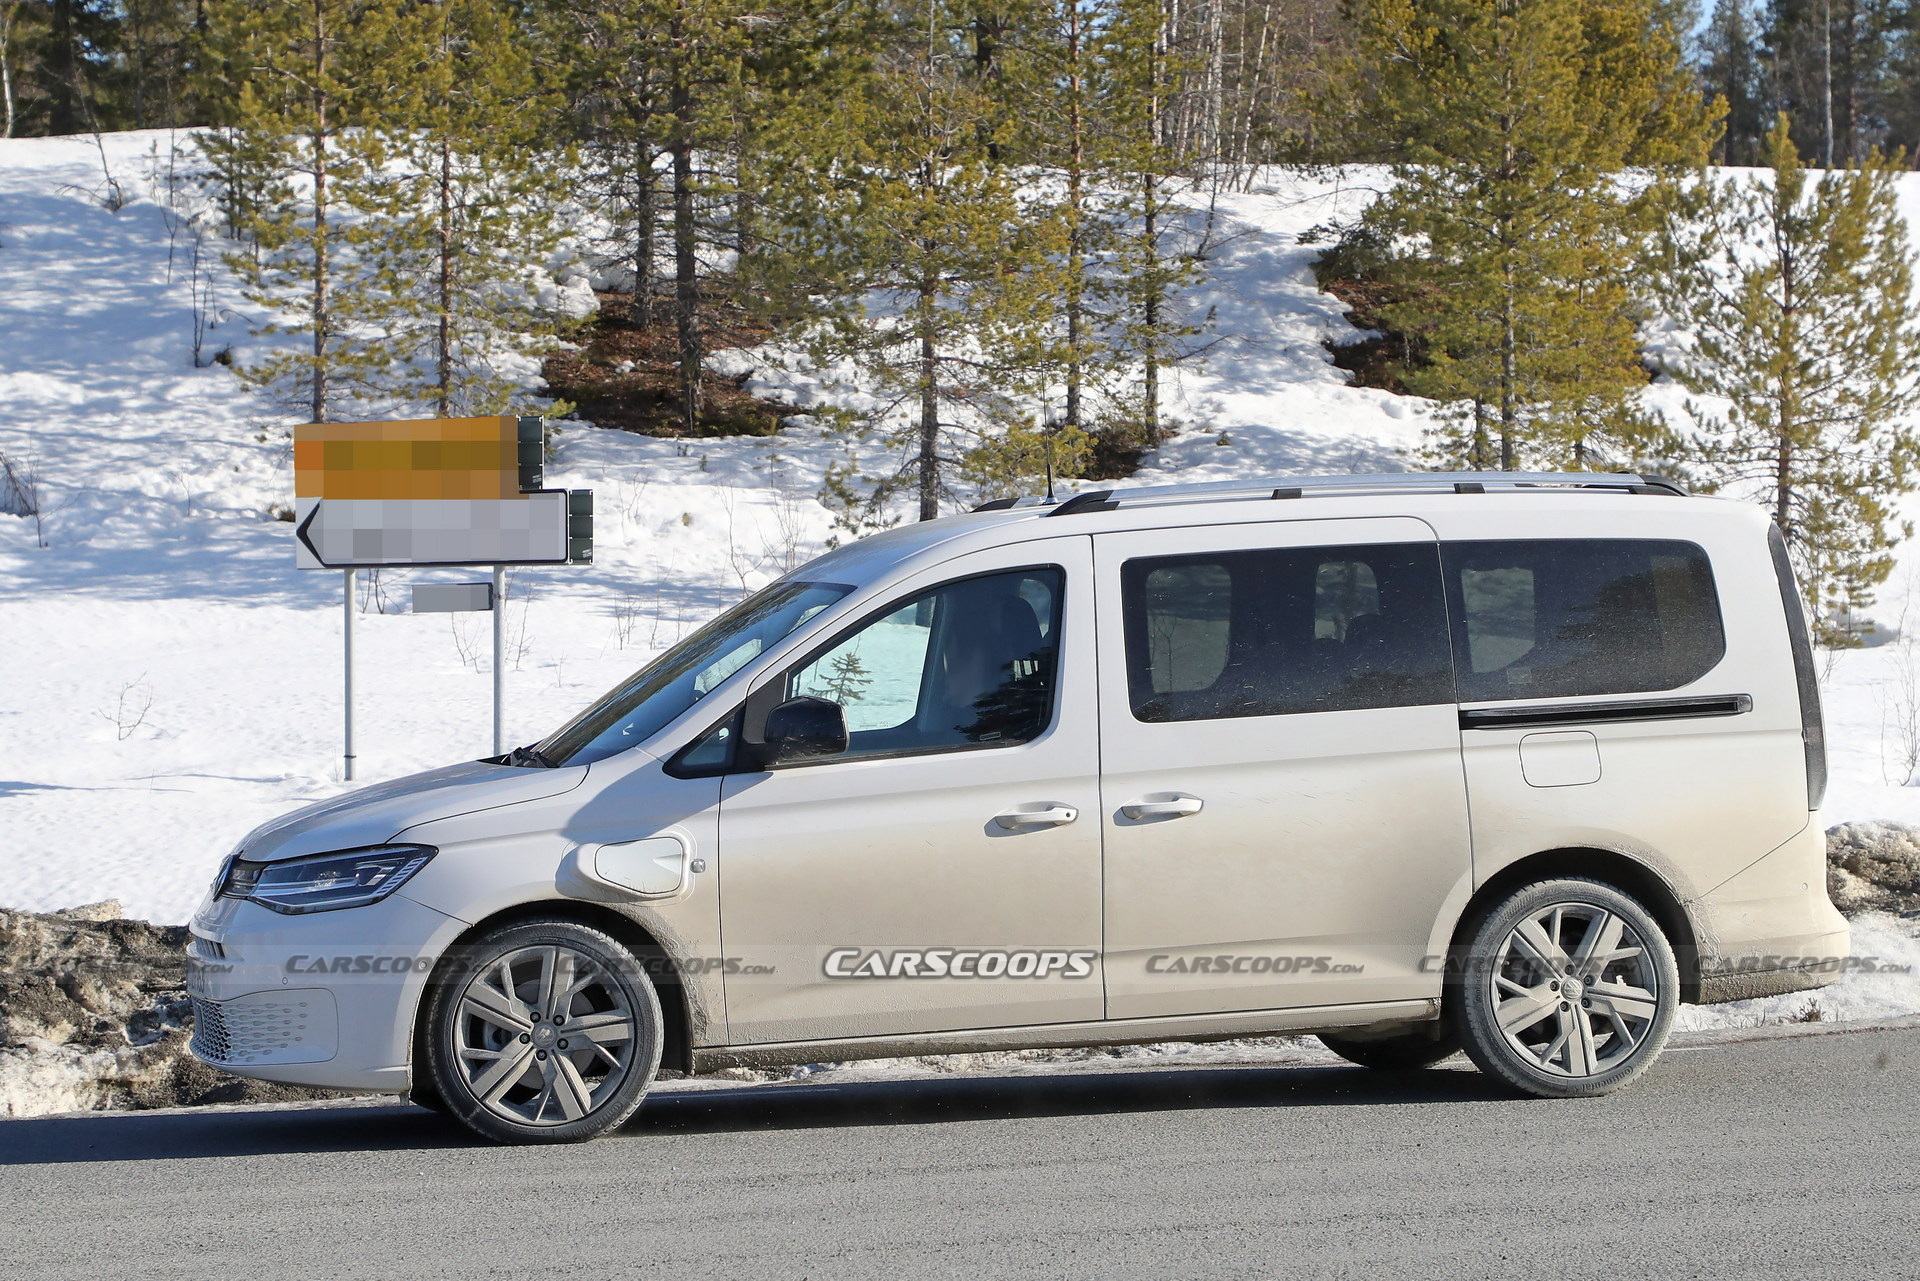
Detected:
[
  {"left": 672, "top": 132, "right": 700, "bottom": 428},
  {"left": 1063, "top": 6, "right": 1084, "bottom": 432},
  {"left": 310, "top": 0, "right": 330, "bottom": 424},
  {"left": 1776, "top": 241, "right": 1798, "bottom": 534},
  {"left": 918, "top": 291, "right": 939, "bottom": 522},
  {"left": 631, "top": 137, "right": 655, "bottom": 328},
  {"left": 670, "top": 14, "right": 700, "bottom": 430},
  {"left": 1139, "top": 10, "right": 1167, "bottom": 450},
  {"left": 973, "top": 14, "right": 1002, "bottom": 161},
  {"left": 48, "top": 0, "right": 79, "bottom": 135},
  {"left": 1499, "top": 267, "right": 1516, "bottom": 471},
  {"left": 436, "top": 137, "right": 454, "bottom": 417},
  {"left": 1, "top": 3, "right": 17, "bottom": 140}
]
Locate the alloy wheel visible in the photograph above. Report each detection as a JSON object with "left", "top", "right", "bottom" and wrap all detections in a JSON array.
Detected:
[
  {"left": 1489, "top": 901, "right": 1661, "bottom": 1079},
  {"left": 450, "top": 944, "right": 639, "bottom": 1127}
]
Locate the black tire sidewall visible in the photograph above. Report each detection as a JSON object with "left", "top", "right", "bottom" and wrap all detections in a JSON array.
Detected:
[
  {"left": 424, "top": 918, "right": 663, "bottom": 1144},
  {"left": 1453, "top": 877, "right": 1679, "bottom": 1099}
]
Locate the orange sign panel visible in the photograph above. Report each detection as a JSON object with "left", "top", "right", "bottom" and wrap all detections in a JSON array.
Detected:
[{"left": 293, "top": 416, "right": 518, "bottom": 501}]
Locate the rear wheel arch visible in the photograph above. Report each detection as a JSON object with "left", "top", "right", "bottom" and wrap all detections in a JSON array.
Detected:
[
  {"left": 1451, "top": 849, "right": 1701, "bottom": 1004},
  {"left": 411, "top": 900, "right": 695, "bottom": 1085}
]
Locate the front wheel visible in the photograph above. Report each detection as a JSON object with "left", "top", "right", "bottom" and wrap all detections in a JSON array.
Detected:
[
  {"left": 423, "top": 918, "right": 663, "bottom": 1144},
  {"left": 1454, "top": 878, "right": 1678, "bottom": 1098}
]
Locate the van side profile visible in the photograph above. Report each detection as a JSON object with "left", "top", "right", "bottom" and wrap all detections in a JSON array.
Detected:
[{"left": 188, "top": 472, "right": 1847, "bottom": 1143}]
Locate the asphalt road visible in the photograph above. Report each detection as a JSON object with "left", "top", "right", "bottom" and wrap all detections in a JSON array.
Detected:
[{"left": 3, "top": 1027, "right": 1917, "bottom": 1280}]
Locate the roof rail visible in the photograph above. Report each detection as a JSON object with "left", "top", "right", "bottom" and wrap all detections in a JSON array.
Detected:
[{"left": 984, "top": 470, "right": 1686, "bottom": 517}]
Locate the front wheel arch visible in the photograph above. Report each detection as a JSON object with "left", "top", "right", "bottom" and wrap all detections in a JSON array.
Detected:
[{"left": 410, "top": 900, "right": 694, "bottom": 1096}]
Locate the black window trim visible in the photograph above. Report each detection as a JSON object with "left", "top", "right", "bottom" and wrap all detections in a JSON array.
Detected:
[
  {"left": 666, "top": 562, "right": 1070, "bottom": 777},
  {"left": 1458, "top": 693, "right": 1752, "bottom": 731}
]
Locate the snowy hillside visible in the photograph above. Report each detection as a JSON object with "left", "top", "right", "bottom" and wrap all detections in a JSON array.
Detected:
[{"left": 1, "top": 127, "right": 1918, "bottom": 958}]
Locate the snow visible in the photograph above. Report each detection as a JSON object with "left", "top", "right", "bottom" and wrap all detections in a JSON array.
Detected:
[{"left": 1, "top": 132, "right": 1915, "bottom": 1061}]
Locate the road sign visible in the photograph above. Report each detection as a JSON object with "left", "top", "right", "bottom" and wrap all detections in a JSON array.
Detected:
[
  {"left": 292, "top": 416, "right": 588, "bottom": 569},
  {"left": 412, "top": 583, "right": 495, "bottom": 613},
  {"left": 290, "top": 415, "right": 595, "bottom": 779}
]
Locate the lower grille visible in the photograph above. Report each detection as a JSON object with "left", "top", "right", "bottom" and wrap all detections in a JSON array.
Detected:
[{"left": 189, "top": 995, "right": 323, "bottom": 1065}]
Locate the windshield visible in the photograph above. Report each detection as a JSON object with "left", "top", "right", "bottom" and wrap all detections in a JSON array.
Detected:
[{"left": 538, "top": 580, "right": 854, "bottom": 766}]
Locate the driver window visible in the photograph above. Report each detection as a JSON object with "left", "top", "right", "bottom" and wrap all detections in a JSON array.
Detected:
[{"left": 787, "top": 567, "right": 1064, "bottom": 759}]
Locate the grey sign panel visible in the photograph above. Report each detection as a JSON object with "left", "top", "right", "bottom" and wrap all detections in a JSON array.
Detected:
[
  {"left": 294, "top": 493, "right": 571, "bottom": 569},
  {"left": 412, "top": 583, "right": 495, "bottom": 613}
]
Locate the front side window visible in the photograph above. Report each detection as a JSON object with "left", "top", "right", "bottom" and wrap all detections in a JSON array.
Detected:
[
  {"left": 540, "top": 579, "right": 853, "bottom": 766},
  {"left": 1122, "top": 543, "right": 1452, "bottom": 723},
  {"left": 1443, "top": 539, "right": 1724, "bottom": 702},
  {"left": 785, "top": 568, "right": 1064, "bottom": 760}
]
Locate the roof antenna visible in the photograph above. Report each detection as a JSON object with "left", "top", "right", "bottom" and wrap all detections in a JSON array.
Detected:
[{"left": 1044, "top": 416, "right": 1058, "bottom": 505}]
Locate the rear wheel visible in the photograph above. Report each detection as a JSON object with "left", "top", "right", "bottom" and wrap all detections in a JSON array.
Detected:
[
  {"left": 1319, "top": 1024, "right": 1460, "bottom": 1071},
  {"left": 1454, "top": 878, "right": 1678, "bottom": 1098},
  {"left": 423, "top": 918, "right": 663, "bottom": 1144}
]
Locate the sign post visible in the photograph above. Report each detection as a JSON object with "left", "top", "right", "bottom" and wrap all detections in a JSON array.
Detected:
[
  {"left": 343, "top": 568, "right": 356, "bottom": 781},
  {"left": 492, "top": 564, "right": 506, "bottom": 755},
  {"left": 291, "top": 415, "right": 591, "bottom": 773}
]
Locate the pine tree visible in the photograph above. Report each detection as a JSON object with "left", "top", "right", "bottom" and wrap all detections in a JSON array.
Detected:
[
  {"left": 760, "top": 0, "right": 1067, "bottom": 520},
  {"left": 1759, "top": 0, "right": 1899, "bottom": 166},
  {"left": 1332, "top": 0, "right": 1714, "bottom": 471},
  {"left": 1702, "top": 0, "right": 1769, "bottom": 165},
  {"left": 202, "top": 0, "right": 398, "bottom": 423},
  {"left": 533, "top": 0, "right": 671, "bottom": 328},
  {"left": 1100, "top": 0, "right": 1206, "bottom": 453},
  {"left": 1652, "top": 114, "right": 1920, "bottom": 641},
  {"left": 361, "top": 0, "right": 575, "bottom": 416}
]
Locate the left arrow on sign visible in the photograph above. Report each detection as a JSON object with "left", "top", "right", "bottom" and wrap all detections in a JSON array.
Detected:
[{"left": 293, "top": 495, "right": 572, "bottom": 569}]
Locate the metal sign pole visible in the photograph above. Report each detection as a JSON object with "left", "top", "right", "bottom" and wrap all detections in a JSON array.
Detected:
[
  {"left": 343, "top": 567, "right": 356, "bottom": 782},
  {"left": 492, "top": 565, "right": 506, "bottom": 755},
  {"left": 292, "top": 418, "right": 590, "bottom": 774}
]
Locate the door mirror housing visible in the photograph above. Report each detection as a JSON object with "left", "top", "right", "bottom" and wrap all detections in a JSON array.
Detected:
[{"left": 753, "top": 696, "right": 848, "bottom": 767}]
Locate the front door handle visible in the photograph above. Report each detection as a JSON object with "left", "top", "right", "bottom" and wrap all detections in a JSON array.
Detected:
[
  {"left": 993, "top": 804, "right": 1079, "bottom": 831},
  {"left": 1121, "top": 794, "right": 1205, "bottom": 821}
]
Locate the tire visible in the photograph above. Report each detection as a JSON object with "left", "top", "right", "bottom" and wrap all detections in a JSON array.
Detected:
[
  {"left": 1453, "top": 877, "right": 1678, "bottom": 1099},
  {"left": 422, "top": 918, "right": 664, "bottom": 1144},
  {"left": 1319, "top": 1024, "right": 1460, "bottom": 1071}
]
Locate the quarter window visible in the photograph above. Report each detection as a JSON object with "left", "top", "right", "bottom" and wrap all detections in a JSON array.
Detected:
[
  {"left": 785, "top": 568, "right": 1064, "bottom": 759},
  {"left": 1442, "top": 539, "right": 1724, "bottom": 702},
  {"left": 1122, "top": 543, "right": 1452, "bottom": 722}
]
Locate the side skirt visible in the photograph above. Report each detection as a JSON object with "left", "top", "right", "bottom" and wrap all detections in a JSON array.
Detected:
[{"left": 689, "top": 997, "right": 1440, "bottom": 1074}]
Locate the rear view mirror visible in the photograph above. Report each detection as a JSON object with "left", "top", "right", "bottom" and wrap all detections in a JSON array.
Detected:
[{"left": 755, "top": 696, "right": 848, "bottom": 766}]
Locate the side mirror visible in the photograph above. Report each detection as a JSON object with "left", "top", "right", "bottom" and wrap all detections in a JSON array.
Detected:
[{"left": 754, "top": 696, "right": 848, "bottom": 767}]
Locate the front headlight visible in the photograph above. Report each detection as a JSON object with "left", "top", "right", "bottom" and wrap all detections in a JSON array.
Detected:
[{"left": 220, "top": 845, "right": 436, "bottom": 915}]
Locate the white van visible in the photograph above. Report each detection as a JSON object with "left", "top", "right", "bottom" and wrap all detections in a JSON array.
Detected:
[{"left": 187, "top": 472, "right": 1847, "bottom": 1143}]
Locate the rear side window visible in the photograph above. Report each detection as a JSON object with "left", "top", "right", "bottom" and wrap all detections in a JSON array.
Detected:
[
  {"left": 1443, "top": 540, "right": 1723, "bottom": 703},
  {"left": 1121, "top": 543, "right": 1452, "bottom": 722}
]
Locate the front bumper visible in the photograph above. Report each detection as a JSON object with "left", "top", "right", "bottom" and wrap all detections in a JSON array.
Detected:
[{"left": 187, "top": 890, "right": 467, "bottom": 1092}]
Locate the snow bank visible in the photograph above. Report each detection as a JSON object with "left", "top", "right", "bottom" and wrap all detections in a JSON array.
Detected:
[{"left": 0, "top": 901, "right": 338, "bottom": 1117}]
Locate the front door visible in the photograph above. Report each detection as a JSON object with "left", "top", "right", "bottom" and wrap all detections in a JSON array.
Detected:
[
  {"left": 1095, "top": 517, "right": 1472, "bottom": 1019},
  {"left": 716, "top": 537, "right": 1105, "bottom": 1045}
]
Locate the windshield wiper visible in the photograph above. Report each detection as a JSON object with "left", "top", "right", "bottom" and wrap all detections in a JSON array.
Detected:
[{"left": 500, "top": 744, "right": 556, "bottom": 769}]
